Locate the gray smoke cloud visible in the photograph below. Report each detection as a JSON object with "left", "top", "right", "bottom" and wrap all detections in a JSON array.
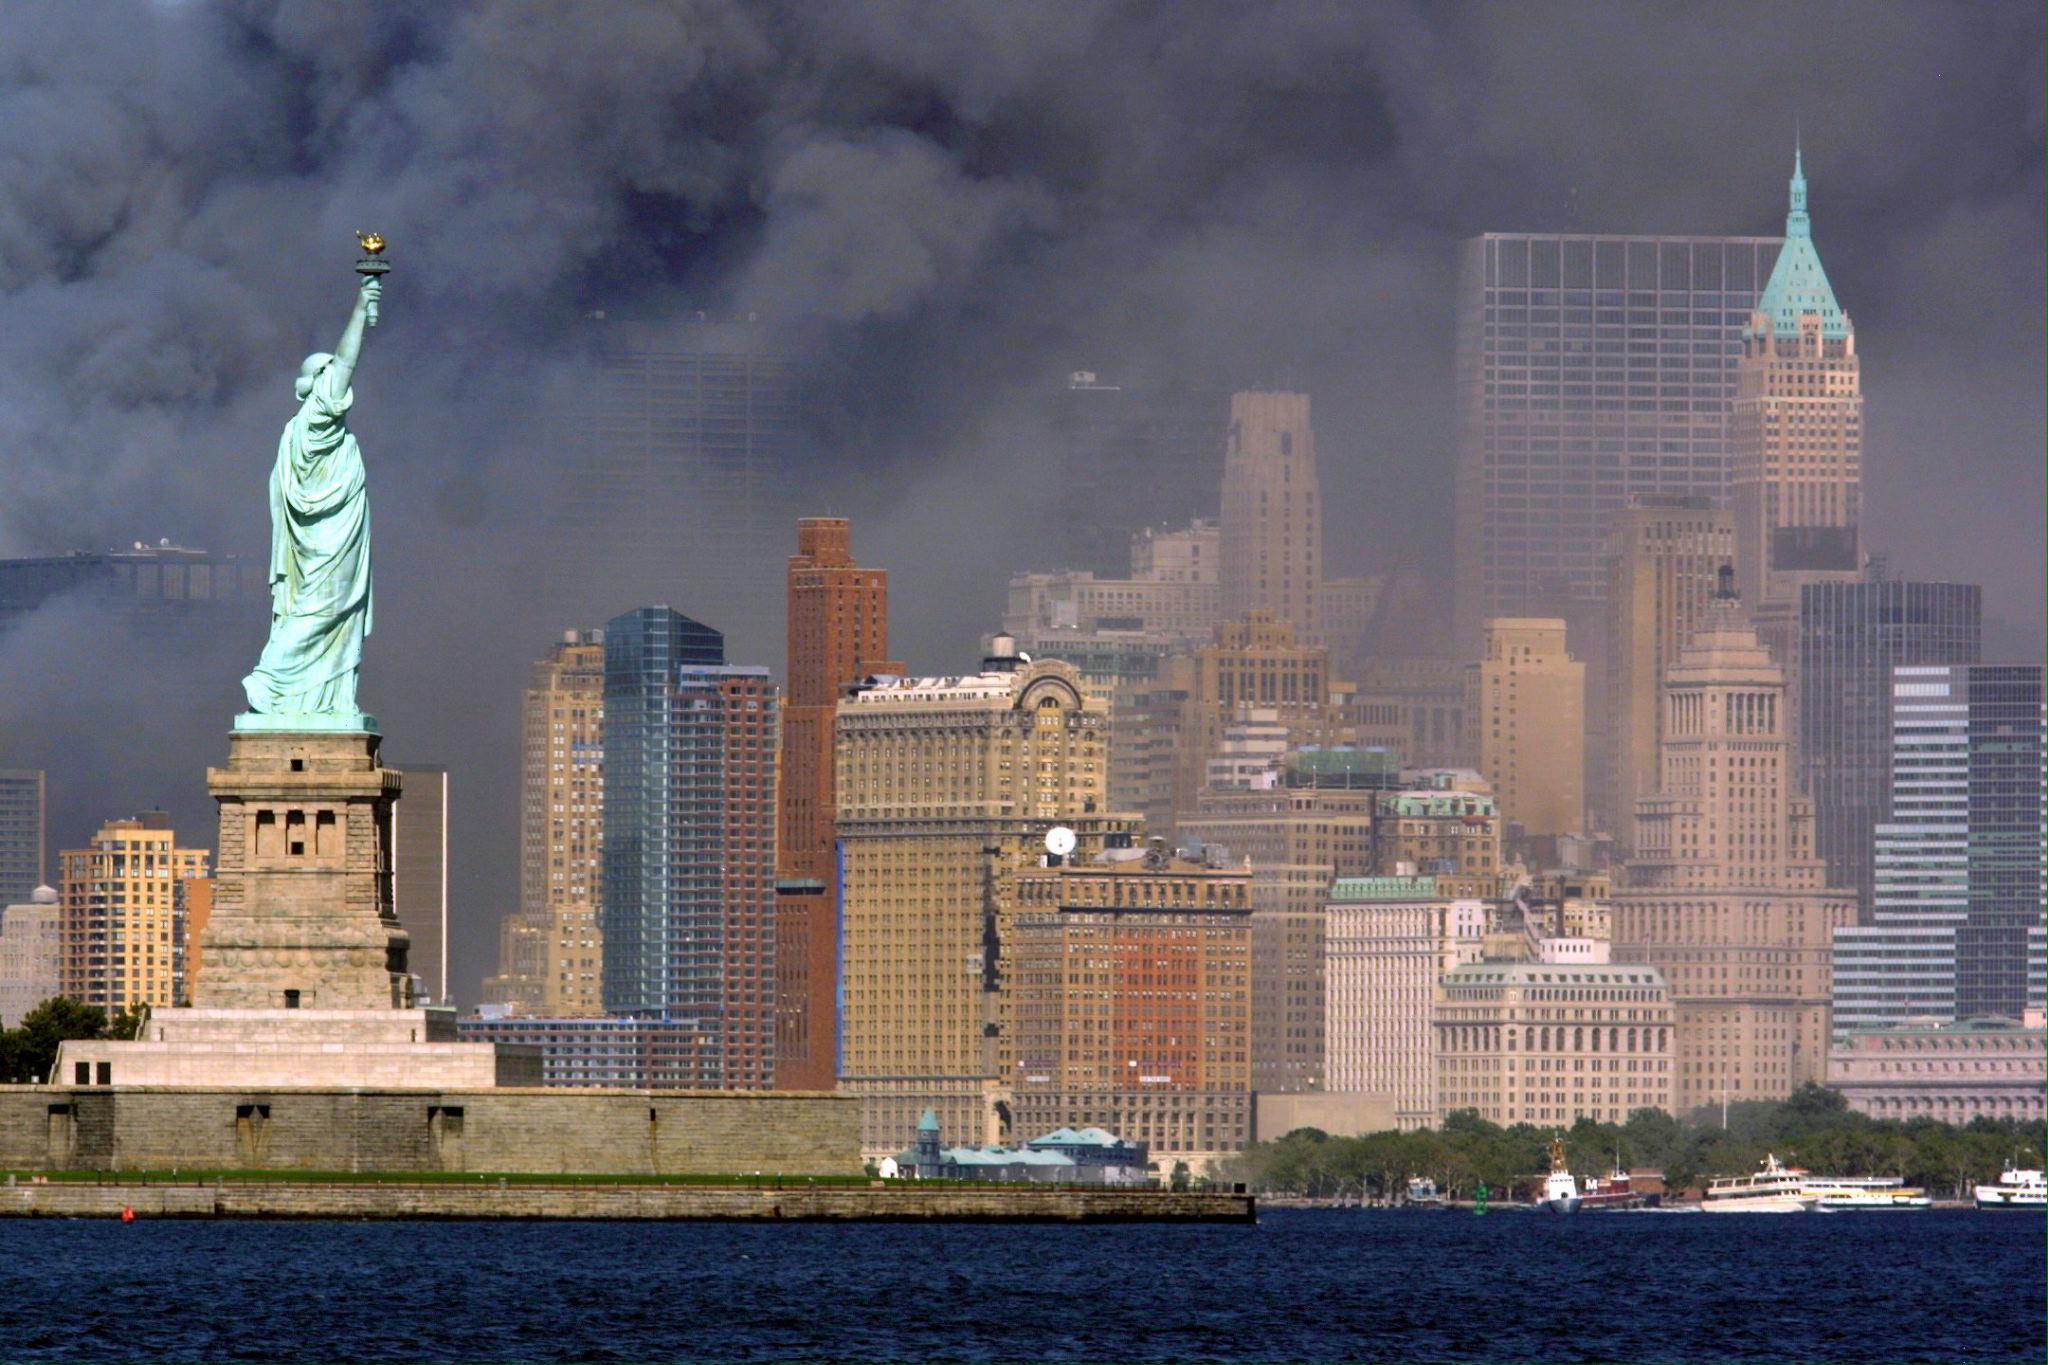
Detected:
[{"left": 0, "top": 1, "right": 2039, "bottom": 1001}]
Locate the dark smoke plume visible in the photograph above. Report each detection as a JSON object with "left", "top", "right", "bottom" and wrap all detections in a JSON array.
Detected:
[{"left": 0, "top": 1, "right": 2039, "bottom": 999}]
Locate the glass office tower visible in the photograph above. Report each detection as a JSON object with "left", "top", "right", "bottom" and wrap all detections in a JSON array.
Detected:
[
  {"left": 1832, "top": 664, "right": 2046, "bottom": 1034},
  {"left": 1452, "top": 233, "right": 1783, "bottom": 651},
  {"left": 600, "top": 606, "right": 724, "bottom": 1018},
  {"left": 1797, "top": 580, "right": 1982, "bottom": 910},
  {"left": 0, "top": 770, "right": 45, "bottom": 908}
]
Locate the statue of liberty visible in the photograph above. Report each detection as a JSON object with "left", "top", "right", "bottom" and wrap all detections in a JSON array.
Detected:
[{"left": 240, "top": 239, "right": 389, "bottom": 730}]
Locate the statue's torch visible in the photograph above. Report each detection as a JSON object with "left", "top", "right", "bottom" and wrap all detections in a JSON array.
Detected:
[{"left": 355, "top": 231, "right": 389, "bottom": 327}]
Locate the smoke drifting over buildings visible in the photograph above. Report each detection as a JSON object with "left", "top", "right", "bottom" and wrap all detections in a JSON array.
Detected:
[{"left": 0, "top": 2, "right": 2040, "bottom": 1001}]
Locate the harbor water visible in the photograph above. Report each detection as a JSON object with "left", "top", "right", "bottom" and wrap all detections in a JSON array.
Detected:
[{"left": 0, "top": 1207, "right": 2038, "bottom": 1361}]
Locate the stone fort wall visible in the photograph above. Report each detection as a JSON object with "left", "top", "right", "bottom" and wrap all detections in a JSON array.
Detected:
[{"left": 0, "top": 1087, "right": 859, "bottom": 1176}]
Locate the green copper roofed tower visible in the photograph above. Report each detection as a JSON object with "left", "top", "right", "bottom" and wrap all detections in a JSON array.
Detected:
[
  {"left": 1753, "top": 142, "right": 1850, "bottom": 342},
  {"left": 1731, "top": 144, "right": 1863, "bottom": 646}
]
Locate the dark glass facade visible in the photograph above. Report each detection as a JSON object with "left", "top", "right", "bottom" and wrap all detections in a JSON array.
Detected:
[
  {"left": 560, "top": 317, "right": 805, "bottom": 635},
  {"left": 1959, "top": 666, "right": 2046, "bottom": 1020},
  {"left": 1452, "top": 234, "right": 1783, "bottom": 649},
  {"left": 1036, "top": 372, "right": 1230, "bottom": 576},
  {"left": 1797, "top": 580, "right": 1982, "bottom": 911},
  {"left": 601, "top": 606, "right": 723, "bottom": 1018},
  {"left": 1833, "top": 664, "right": 2046, "bottom": 1034},
  {"left": 0, "top": 769, "right": 44, "bottom": 908}
]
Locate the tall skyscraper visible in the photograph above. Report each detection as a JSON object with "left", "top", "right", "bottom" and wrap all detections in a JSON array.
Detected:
[
  {"left": 600, "top": 606, "right": 725, "bottom": 1019},
  {"left": 1219, "top": 391, "right": 1321, "bottom": 639},
  {"left": 835, "top": 649, "right": 1129, "bottom": 1152},
  {"left": 776, "top": 518, "right": 899, "bottom": 1091},
  {"left": 514, "top": 631, "right": 607, "bottom": 1017},
  {"left": 673, "top": 662, "right": 781, "bottom": 1090},
  {"left": 1452, "top": 232, "right": 1783, "bottom": 651},
  {"left": 391, "top": 762, "right": 448, "bottom": 1005},
  {"left": 58, "top": 813, "right": 209, "bottom": 1011},
  {"left": 1797, "top": 581, "right": 1982, "bottom": 909},
  {"left": 1832, "top": 665, "right": 2045, "bottom": 1033},
  {"left": 1612, "top": 572, "right": 1854, "bottom": 1112},
  {"left": 1036, "top": 371, "right": 1230, "bottom": 575},
  {"left": 1601, "top": 499, "right": 1736, "bottom": 850},
  {"left": 560, "top": 317, "right": 801, "bottom": 633},
  {"left": 1466, "top": 618, "right": 1585, "bottom": 840},
  {"left": 0, "top": 769, "right": 46, "bottom": 908},
  {"left": 1732, "top": 149, "right": 1863, "bottom": 651}
]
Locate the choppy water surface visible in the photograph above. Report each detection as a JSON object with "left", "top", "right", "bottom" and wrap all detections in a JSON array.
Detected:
[{"left": 0, "top": 1208, "right": 2039, "bottom": 1362}]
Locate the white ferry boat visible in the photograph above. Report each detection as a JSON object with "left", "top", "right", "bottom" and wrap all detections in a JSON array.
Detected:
[
  {"left": 1802, "top": 1174, "right": 1931, "bottom": 1211},
  {"left": 1537, "top": 1138, "right": 1581, "bottom": 1213},
  {"left": 1404, "top": 1175, "right": 1447, "bottom": 1210},
  {"left": 1701, "top": 1154, "right": 1817, "bottom": 1213},
  {"left": 1974, "top": 1161, "right": 2046, "bottom": 1211}
]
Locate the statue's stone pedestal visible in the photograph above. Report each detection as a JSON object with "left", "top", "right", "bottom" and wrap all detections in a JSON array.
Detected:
[
  {"left": 61, "top": 728, "right": 528, "bottom": 1090},
  {"left": 196, "top": 729, "right": 412, "bottom": 1011},
  {"left": 56, "top": 1008, "right": 542, "bottom": 1088}
]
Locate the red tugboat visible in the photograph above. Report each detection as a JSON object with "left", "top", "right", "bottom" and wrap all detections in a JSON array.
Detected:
[{"left": 1576, "top": 1168, "right": 1654, "bottom": 1210}]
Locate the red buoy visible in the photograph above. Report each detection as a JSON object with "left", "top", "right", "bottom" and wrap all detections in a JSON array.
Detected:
[{"left": 120, "top": 1206, "right": 135, "bottom": 1223}]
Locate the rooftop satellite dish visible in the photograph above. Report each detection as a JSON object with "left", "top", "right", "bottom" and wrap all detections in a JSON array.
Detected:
[{"left": 1045, "top": 826, "right": 1077, "bottom": 858}]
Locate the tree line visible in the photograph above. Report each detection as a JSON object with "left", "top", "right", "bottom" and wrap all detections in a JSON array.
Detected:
[
  {"left": 0, "top": 998, "right": 145, "bottom": 1084},
  {"left": 1223, "top": 1085, "right": 2045, "bottom": 1201}
]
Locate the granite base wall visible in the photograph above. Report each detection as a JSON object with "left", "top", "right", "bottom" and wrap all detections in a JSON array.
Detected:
[
  {"left": 0, "top": 1181, "right": 1255, "bottom": 1222},
  {"left": 0, "top": 1087, "right": 858, "bottom": 1176}
]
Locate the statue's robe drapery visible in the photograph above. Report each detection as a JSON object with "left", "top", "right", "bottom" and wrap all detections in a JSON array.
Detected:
[{"left": 241, "top": 364, "right": 372, "bottom": 716}]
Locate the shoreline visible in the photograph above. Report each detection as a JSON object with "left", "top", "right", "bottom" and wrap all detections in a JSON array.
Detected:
[{"left": 0, "top": 1179, "right": 1255, "bottom": 1223}]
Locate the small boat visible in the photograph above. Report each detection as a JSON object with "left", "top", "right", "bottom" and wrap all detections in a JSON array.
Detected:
[
  {"left": 1701, "top": 1153, "right": 1817, "bottom": 1213},
  {"left": 1974, "top": 1160, "right": 2046, "bottom": 1211},
  {"left": 1405, "top": 1175, "right": 1447, "bottom": 1210},
  {"left": 1579, "top": 1168, "right": 1653, "bottom": 1211},
  {"left": 1801, "top": 1174, "right": 1931, "bottom": 1212},
  {"left": 1537, "top": 1137, "right": 1581, "bottom": 1213}
]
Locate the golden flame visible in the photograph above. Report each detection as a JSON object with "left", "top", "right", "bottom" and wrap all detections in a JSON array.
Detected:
[{"left": 356, "top": 231, "right": 387, "bottom": 256}]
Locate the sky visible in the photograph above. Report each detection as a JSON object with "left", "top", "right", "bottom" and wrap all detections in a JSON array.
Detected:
[{"left": 0, "top": 1, "right": 2041, "bottom": 1002}]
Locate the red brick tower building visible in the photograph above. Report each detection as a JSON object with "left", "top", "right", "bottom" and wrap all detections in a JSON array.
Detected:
[{"left": 774, "top": 519, "right": 899, "bottom": 1090}]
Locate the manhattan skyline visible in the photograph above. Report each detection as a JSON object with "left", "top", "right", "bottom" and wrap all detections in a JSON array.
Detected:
[{"left": 0, "top": 3, "right": 2040, "bottom": 1007}]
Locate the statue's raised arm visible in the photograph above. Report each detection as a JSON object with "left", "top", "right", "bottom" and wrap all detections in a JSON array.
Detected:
[
  {"left": 239, "top": 244, "right": 392, "bottom": 734},
  {"left": 325, "top": 274, "right": 380, "bottom": 394}
]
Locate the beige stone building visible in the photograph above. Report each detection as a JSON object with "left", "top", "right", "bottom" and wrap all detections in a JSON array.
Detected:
[
  {"left": 1004, "top": 570, "right": 1221, "bottom": 642},
  {"left": 1353, "top": 658, "right": 1468, "bottom": 769},
  {"left": 1009, "top": 852, "right": 1253, "bottom": 1167},
  {"left": 835, "top": 650, "right": 1136, "bottom": 1153},
  {"left": 1219, "top": 390, "right": 1321, "bottom": 640},
  {"left": 481, "top": 908, "right": 550, "bottom": 1016},
  {"left": 1611, "top": 577, "right": 1855, "bottom": 1115},
  {"left": 1161, "top": 612, "right": 1336, "bottom": 832},
  {"left": 1317, "top": 574, "right": 1387, "bottom": 677},
  {"left": 1129, "top": 518, "right": 1221, "bottom": 584},
  {"left": 1179, "top": 783, "right": 1378, "bottom": 1095},
  {"left": 0, "top": 885, "right": 62, "bottom": 1027},
  {"left": 1372, "top": 785, "right": 1501, "bottom": 879},
  {"left": 505, "top": 631, "right": 606, "bottom": 1016},
  {"left": 1325, "top": 875, "right": 1486, "bottom": 1129},
  {"left": 1601, "top": 498, "right": 1735, "bottom": 852},
  {"left": 1828, "top": 1016, "right": 2046, "bottom": 1125},
  {"left": 1466, "top": 619, "right": 1584, "bottom": 839},
  {"left": 59, "top": 814, "right": 209, "bottom": 1011},
  {"left": 1435, "top": 957, "right": 1675, "bottom": 1126}
]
